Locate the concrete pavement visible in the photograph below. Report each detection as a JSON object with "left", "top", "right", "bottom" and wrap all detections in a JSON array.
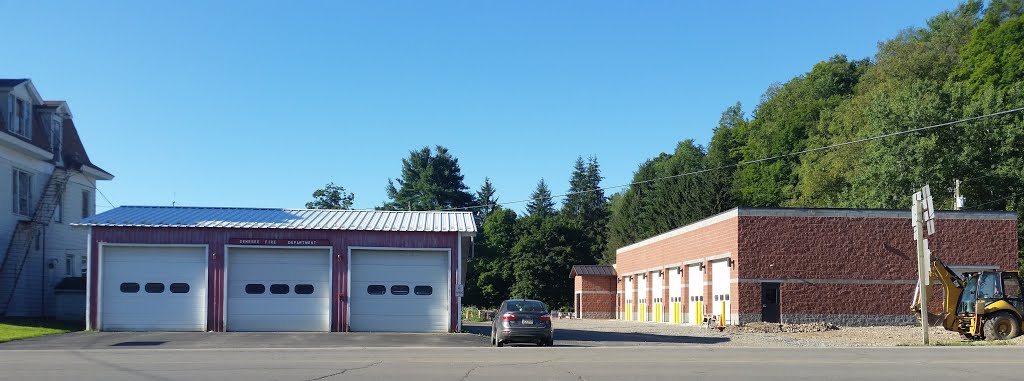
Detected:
[{"left": 1, "top": 346, "right": 1021, "bottom": 380}]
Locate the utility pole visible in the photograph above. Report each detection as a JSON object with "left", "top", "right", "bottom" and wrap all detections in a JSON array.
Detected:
[
  {"left": 913, "top": 185, "right": 936, "bottom": 345},
  {"left": 953, "top": 179, "right": 965, "bottom": 210}
]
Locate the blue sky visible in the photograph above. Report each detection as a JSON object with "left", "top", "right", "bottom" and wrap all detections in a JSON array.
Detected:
[{"left": 3, "top": 0, "right": 962, "bottom": 213}]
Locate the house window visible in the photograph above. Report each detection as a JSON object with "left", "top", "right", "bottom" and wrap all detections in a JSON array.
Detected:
[
  {"left": 12, "top": 169, "right": 32, "bottom": 216},
  {"left": 65, "top": 255, "right": 74, "bottom": 277},
  {"left": 50, "top": 117, "right": 62, "bottom": 158},
  {"left": 81, "top": 191, "right": 91, "bottom": 219},
  {"left": 8, "top": 96, "right": 31, "bottom": 138},
  {"left": 80, "top": 256, "right": 87, "bottom": 277},
  {"left": 54, "top": 194, "right": 63, "bottom": 223}
]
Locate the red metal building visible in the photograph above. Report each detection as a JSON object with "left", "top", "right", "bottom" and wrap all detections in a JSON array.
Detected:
[{"left": 75, "top": 206, "right": 476, "bottom": 332}]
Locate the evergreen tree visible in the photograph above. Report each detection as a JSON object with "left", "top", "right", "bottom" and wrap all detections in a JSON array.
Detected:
[
  {"left": 525, "top": 179, "right": 556, "bottom": 217},
  {"left": 382, "top": 145, "right": 475, "bottom": 210},
  {"left": 475, "top": 177, "right": 500, "bottom": 223}
]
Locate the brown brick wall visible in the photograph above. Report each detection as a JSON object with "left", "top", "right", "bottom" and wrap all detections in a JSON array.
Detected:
[
  {"left": 573, "top": 275, "right": 617, "bottom": 318},
  {"left": 736, "top": 216, "right": 1018, "bottom": 324}
]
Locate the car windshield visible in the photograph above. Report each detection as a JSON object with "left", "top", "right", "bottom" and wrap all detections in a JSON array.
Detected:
[{"left": 506, "top": 301, "right": 546, "bottom": 312}]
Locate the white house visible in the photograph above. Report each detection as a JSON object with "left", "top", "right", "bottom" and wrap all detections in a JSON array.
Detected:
[{"left": 0, "top": 78, "right": 113, "bottom": 318}]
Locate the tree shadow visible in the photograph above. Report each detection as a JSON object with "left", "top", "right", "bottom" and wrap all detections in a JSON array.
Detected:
[{"left": 461, "top": 323, "right": 730, "bottom": 345}]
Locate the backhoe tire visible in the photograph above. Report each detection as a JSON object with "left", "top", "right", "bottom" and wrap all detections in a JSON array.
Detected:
[{"left": 983, "top": 311, "right": 1021, "bottom": 341}]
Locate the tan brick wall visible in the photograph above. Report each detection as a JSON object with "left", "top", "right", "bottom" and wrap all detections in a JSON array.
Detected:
[{"left": 616, "top": 217, "right": 739, "bottom": 318}]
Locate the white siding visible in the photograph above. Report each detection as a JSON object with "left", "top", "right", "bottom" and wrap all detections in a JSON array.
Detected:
[{"left": 0, "top": 142, "right": 100, "bottom": 316}]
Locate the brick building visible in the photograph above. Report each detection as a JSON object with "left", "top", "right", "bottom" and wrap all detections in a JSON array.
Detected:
[
  {"left": 575, "top": 207, "right": 1018, "bottom": 326},
  {"left": 570, "top": 265, "right": 616, "bottom": 319}
]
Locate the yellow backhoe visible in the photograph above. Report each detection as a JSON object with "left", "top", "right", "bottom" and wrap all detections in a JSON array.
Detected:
[{"left": 912, "top": 256, "right": 1024, "bottom": 340}]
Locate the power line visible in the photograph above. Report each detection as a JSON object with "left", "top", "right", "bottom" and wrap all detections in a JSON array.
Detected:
[
  {"left": 970, "top": 191, "right": 1023, "bottom": 209},
  {"left": 442, "top": 105, "right": 1024, "bottom": 212}
]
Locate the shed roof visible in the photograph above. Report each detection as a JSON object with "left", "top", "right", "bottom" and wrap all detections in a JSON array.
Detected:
[
  {"left": 74, "top": 206, "right": 477, "bottom": 233},
  {"left": 570, "top": 265, "right": 616, "bottom": 278}
]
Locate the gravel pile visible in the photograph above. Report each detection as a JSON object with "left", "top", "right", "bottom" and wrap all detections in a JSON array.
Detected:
[
  {"left": 725, "top": 322, "right": 839, "bottom": 334},
  {"left": 549, "top": 318, "right": 1018, "bottom": 347}
]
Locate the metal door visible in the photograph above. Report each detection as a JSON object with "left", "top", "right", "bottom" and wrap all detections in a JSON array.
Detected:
[
  {"left": 761, "top": 282, "right": 780, "bottom": 323},
  {"left": 624, "top": 275, "right": 633, "bottom": 320},
  {"left": 668, "top": 268, "right": 682, "bottom": 324},
  {"left": 651, "top": 270, "right": 663, "bottom": 322},
  {"left": 687, "top": 264, "right": 703, "bottom": 325}
]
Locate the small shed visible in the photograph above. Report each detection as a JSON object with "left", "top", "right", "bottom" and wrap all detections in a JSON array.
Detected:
[{"left": 570, "top": 265, "right": 617, "bottom": 319}]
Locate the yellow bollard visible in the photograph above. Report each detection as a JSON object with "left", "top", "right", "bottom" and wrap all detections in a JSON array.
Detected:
[
  {"left": 720, "top": 301, "right": 726, "bottom": 327},
  {"left": 695, "top": 301, "right": 702, "bottom": 326}
]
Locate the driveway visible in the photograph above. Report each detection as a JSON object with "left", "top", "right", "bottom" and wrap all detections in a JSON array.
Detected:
[{"left": 0, "top": 331, "right": 490, "bottom": 350}]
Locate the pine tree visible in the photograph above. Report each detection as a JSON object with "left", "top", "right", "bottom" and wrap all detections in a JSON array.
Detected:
[
  {"left": 382, "top": 145, "right": 475, "bottom": 210},
  {"left": 525, "top": 179, "right": 556, "bottom": 217},
  {"left": 475, "top": 177, "right": 500, "bottom": 223}
]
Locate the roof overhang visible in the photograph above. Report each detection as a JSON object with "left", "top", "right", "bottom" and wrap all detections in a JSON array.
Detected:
[
  {"left": 0, "top": 130, "right": 53, "bottom": 160},
  {"left": 82, "top": 164, "right": 114, "bottom": 181}
]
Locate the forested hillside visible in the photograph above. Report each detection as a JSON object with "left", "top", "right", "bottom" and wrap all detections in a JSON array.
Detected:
[{"left": 338, "top": 1, "right": 1024, "bottom": 309}]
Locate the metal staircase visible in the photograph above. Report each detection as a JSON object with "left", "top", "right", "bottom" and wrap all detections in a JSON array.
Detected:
[{"left": 0, "top": 167, "right": 73, "bottom": 316}]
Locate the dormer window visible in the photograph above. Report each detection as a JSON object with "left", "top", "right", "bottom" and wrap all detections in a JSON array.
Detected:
[
  {"left": 50, "top": 116, "right": 63, "bottom": 160},
  {"left": 7, "top": 95, "right": 31, "bottom": 139}
]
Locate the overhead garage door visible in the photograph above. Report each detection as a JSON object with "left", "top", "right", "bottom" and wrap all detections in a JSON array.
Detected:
[
  {"left": 711, "top": 258, "right": 731, "bottom": 324},
  {"left": 226, "top": 247, "right": 331, "bottom": 332},
  {"left": 668, "top": 267, "right": 682, "bottom": 324},
  {"left": 101, "top": 245, "right": 207, "bottom": 331},
  {"left": 687, "top": 263, "right": 703, "bottom": 325},
  {"left": 349, "top": 249, "right": 449, "bottom": 332},
  {"left": 624, "top": 275, "right": 633, "bottom": 321}
]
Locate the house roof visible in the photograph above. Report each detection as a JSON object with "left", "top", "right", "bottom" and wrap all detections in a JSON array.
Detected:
[
  {"left": 0, "top": 79, "right": 29, "bottom": 88},
  {"left": 570, "top": 265, "right": 616, "bottom": 278},
  {"left": 74, "top": 206, "right": 478, "bottom": 233}
]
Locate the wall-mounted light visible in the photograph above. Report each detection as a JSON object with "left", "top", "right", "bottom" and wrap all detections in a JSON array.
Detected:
[
  {"left": 699, "top": 263, "right": 706, "bottom": 271},
  {"left": 657, "top": 270, "right": 663, "bottom": 277},
  {"left": 677, "top": 268, "right": 684, "bottom": 275},
  {"left": 642, "top": 273, "right": 647, "bottom": 279},
  {"left": 727, "top": 258, "right": 735, "bottom": 268}
]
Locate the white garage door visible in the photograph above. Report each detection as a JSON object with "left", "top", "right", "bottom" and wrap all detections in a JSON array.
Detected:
[
  {"left": 687, "top": 263, "right": 703, "bottom": 325},
  {"left": 624, "top": 275, "right": 633, "bottom": 321},
  {"left": 668, "top": 267, "right": 682, "bottom": 324},
  {"left": 711, "top": 259, "right": 731, "bottom": 324},
  {"left": 349, "top": 249, "right": 449, "bottom": 332},
  {"left": 637, "top": 272, "right": 648, "bottom": 322},
  {"left": 226, "top": 247, "right": 331, "bottom": 332},
  {"left": 101, "top": 246, "right": 207, "bottom": 331},
  {"left": 651, "top": 270, "right": 663, "bottom": 322}
]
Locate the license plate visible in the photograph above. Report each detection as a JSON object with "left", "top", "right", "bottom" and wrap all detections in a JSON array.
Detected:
[{"left": 522, "top": 319, "right": 534, "bottom": 325}]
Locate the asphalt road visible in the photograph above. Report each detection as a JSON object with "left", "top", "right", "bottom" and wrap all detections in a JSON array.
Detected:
[{"left": 2, "top": 346, "right": 1022, "bottom": 380}]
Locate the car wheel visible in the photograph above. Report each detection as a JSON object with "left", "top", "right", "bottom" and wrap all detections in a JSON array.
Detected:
[
  {"left": 545, "top": 338, "right": 554, "bottom": 346},
  {"left": 495, "top": 339, "right": 504, "bottom": 347},
  {"left": 983, "top": 311, "right": 1021, "bottom": 340}
]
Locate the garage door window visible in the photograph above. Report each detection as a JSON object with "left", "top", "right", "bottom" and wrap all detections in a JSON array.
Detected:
[
  {"left": 145, "top": 283, "right": 165, "bottom": 293},
  {"left": 391, "top": 285, "right": 410, "bottom": 295},
  {"left": 245, "top": 284, "right": 265, "bottom": 294},
  {"left": 414, "top": 286, "right": 432, "bottom": 295},
  {"left": 120, "top": 282, "right": 140, "bottom": 293},
  {"left": 295, "top": 284, "right": 314, "bottom": 294},
  {"left": 170, "top": 283, "right": 190, "bottom": 294},
  {"left": 270, "top": 284, "right": 290, "bottom": 294},
  {"left": 367, "top": 285, "right": 386, "bottom": 295}
]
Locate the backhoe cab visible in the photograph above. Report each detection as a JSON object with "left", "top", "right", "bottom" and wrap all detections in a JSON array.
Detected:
[{"left": 912, "top": 257, "right": 1024, "bottom": 340}]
